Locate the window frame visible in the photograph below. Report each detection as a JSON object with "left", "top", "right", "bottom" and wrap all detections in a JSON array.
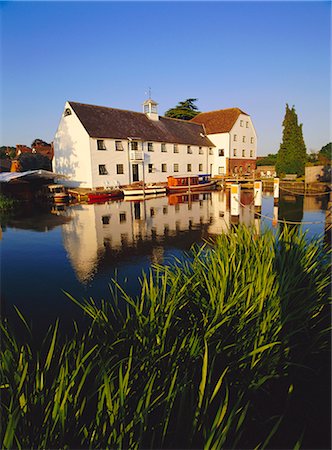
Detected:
[
  {"left": 99, "top": 164, "right": 108, "bottom": 175},
  {"left": 116, "top": 164, "right": 124, "bottom": 175},
  {"left": 115, "top": 140, "right": 124, "bottom": 151},
  {"left": 97, "top": 140, "right": 106, "bottom": 150}
]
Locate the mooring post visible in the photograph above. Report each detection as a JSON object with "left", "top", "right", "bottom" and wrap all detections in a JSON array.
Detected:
[
  {"left": 272, "top": 205, "right": 278, "bottom": 228},
  {"left": 254, "top": 180, "right": 262, "bottom": 212},
  {"left": 231, "top": 183, "right": 241, "bottom": 217},
  {"left": 274, "top": 177, "right": 280, "bottom": 205}
]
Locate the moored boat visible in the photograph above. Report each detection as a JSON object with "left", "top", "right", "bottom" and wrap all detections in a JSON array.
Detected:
[
  {"left": 40, "top": 184, "right": 70, "bottom": 203},
  {"left": 167, "top": 174, "right": 217, "bottom": 193},
  {"left": 87, "top": 189, "right": 123, "bottom": 203},
  {"left": 122, "top": 183, "right": 166, "bottom": 197}
]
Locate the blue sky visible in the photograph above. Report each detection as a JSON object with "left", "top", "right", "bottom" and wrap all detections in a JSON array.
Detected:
[{"left": 1, "top": 1, "right": 330, "bottom": 155}]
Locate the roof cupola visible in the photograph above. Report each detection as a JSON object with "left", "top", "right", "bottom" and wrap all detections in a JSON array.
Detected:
[{"left": 143, "top": 98, "right": 159, "bottom": 121}]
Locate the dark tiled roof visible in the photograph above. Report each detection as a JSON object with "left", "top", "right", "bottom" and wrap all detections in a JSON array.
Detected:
[
  {"left": 69, "top": 102, "right": 214, "bottom": 147},
  {"left": 191, "top": 108, "right": 249, "bottom": 134}
]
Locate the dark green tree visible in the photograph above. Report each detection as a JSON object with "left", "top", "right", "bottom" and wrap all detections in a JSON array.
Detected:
[
  {"left": 164, "top": 98, "right": 200, "bottom": 120},
  {"left": 256, "top": 153, "right": 278, "bottom": 166},
  {"left": 18, "top": 153, "right": 52, "bottom": 171},
  {"left": 276, "top": 104, "right": 307, "bottom": 176},
  {"left": 318, "top": 142, "right": 331, "bottom": 162}
]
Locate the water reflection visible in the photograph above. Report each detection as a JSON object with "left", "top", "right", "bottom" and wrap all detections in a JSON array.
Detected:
[{"left": 60, "top": 191, "right": 256, "bottom": 282}]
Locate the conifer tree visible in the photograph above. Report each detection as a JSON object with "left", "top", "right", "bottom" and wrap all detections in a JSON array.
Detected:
[{"left": 276, "top": 104, "right": 307, "bottom": 176}]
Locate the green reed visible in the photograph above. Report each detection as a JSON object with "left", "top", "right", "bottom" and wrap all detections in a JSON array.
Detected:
[{"left": 1, "top": 226, "right": 330, "bottom": 449}]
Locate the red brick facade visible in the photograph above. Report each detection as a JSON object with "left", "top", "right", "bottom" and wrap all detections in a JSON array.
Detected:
[{"left": 228, "top": 158, "right": 256, "bottom": 176}]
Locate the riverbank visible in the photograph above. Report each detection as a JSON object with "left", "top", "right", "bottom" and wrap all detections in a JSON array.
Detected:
[{"left": 1, "top": 226, "right": 330, "bottom": 449}]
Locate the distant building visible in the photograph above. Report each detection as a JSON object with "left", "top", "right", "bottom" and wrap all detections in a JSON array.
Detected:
[
  {"left": 53, "top": 100, "right": 257, "bottom": 188},
  {"left": 16, "top": 142, "right": 53, "bottom": 160}
]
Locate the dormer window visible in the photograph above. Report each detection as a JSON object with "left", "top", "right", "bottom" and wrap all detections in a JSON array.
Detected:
[{"left": 64, "top": 108, "right": 71, "bottom": 117}]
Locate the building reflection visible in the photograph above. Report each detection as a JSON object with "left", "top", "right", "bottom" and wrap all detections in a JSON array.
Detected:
[{"left": 60, "top": 191, "right": 257, "bottom": 282}]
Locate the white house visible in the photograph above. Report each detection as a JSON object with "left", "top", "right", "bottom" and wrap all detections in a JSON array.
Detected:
[
  {"left": 191, "top": 108, "right": 257, "bottom": 176},
  {"left": 53, "top": 99, "right": 256, "bottom": 188}
]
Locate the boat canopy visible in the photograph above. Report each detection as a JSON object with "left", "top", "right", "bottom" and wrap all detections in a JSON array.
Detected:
[{"left": 0, "top": 170, "right": 66, "bottom": 183}]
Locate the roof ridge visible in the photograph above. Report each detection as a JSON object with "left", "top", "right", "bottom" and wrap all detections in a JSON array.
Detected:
[
  {"left": 68, "top": 101, "right": 147, "bottom": 117},
  {"left": 195, "top": 107, "right": 247, "bottom": 116}
]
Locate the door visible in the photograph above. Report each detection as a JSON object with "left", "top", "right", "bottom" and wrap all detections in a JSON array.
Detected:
[{"left": 132, "top": 164, "right": 139, "bottom": 182}]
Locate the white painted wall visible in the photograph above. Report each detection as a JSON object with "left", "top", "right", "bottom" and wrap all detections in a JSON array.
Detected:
[
  {"left": 88, "top": 139, "right": 212, "bottom": 186},
  {"left": 204, "top": 133, "right": 229, "bottom": 176},
  {"left": 53, "top": 102, "right": 93, "bottom": 188},
  {"left": 229, "top": 114, "right": 257, "bottom": 160}
]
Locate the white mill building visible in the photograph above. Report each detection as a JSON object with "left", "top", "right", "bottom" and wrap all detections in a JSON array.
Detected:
[{"left": 53, "top": 99, "right": 257, "bottom": 188}]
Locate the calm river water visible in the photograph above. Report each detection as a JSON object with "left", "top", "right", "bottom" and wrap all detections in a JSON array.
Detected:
[{"left": 1, "top": 189, "right": 329, "bottom": 336}]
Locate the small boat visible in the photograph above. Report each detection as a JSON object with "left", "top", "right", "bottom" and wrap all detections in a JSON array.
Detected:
[
  {"left": 122, "top": 183, "right": 166, "bottom": 197},
  {"left": 40, "top": 184, "right": 70, "bottom": 203},
  {"left": 87, "top": 189, "right": 123, "bottom": 203},
  {"left": 167, "top": 174, "right": 217, "bottom": 193}
]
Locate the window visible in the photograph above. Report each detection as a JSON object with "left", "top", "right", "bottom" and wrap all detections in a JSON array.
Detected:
[
  {"left": 250, "top": 150, "right": 253, "bottom": 157},
  {"left": 119, "top": 213, "right": 126, "bottom": 223},
  {"left": 242, "top": 136, "right": 246, "bottom": 143},
  {"left": 199, "top": 163, "right": 203, "bottom": 171},
  {"left": 247, "top": 164, "right": 251, "bottom": 172},
  {"left": 161, "top": 163, "right": 167, "bottom": 172},
  {"left": 115, "top": 141, "right": 123, "bottom": 151},
  {"left": 161, "top": 143, "right": 167, "bottom": 152},
  {"left": 209, "top": 148, "right": 213, "bottom": 155},
  {"left": 250, "top": 137, "right": 254, "bottom": 144},
  {"left": 246, "top": 121, "right": 249, "bottom": 128},
  {"left": 147, "top": 142, "right": 154, "bottom": 152},
  {"left": 233, "top": 135, "right": 237, "bottom": 142},
  {"left": 163, "top": 206, "right": 168, "bottom": 214},
  {"left": 218, "top": 149, "right": 224, "bottom": 156},
  {"left": 64, "top": 108, "right": 71, "bottom": 116},
  {"left": 242, "top": 149, "right": 245, "bottom": 157},
  {"left": 150, "top": 208, "right": 155, "bottom": 217},
  {"left": 218, "top": 167, "right": 225, "bottom": 175},
  {"left": 187, "top": 164, "right": 192, "bottom": 172},
  {"left": 174, "top": 163, "right": 179, "bottom": 172},
  {"left": 148, "top": 164, "right": 153, "bottom": 173},
  {"left": 233, "top": 149, "right": 237, "bottom": 157},
  {"left": 116, "top": 164, "right": 124, "bottom": 174},
  {"left": 99, "top": 164, "right": 108, "bottom": 175},
  {"left": 131, "top": 141, "right": 138, "bottom": 151},
  {"left": 187, "top": 146, "right": 192, "bottom": 154},
  {"left": 97, "top": 140, "right": 106, "bottom": 150},
  {"left": 240, "top": 120, "right": 243, "bottom": 127},
  {"left": 173, "top": 144, "right": 179, "bottom": 153},
  {"left": 102, "top": 215, "right": 110, "bottom": 225},
  {"left": 199, "top": 146, "right": 203, "bottom": 154}
]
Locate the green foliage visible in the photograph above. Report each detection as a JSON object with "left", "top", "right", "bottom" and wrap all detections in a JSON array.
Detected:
[
  {"left": 164, "top": 98, "right": 200, "bottom": 120},
  {"left": 256, "top": 153, "right": 277, "bottom": 166},
  {"left": 318, "top": 142, "right": 331, "bottom": 162},
  {"left": 0, "top": 194, "right": 16, "bottom": 210},
  {"left": 0, "top": 227, "right": 330, "bottom": 449},
  {"left": 18, "top": 153, "right": 52, "bottom": 171},
  {"left": 0, "top": 146, "right": 16, "bottom": 160},
  {"left": 276, "top": 104, "right": 307, "bottom": 176}
]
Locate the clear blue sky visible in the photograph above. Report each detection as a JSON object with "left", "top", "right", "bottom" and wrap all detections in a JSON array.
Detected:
[{"left": 1, "top": 1, "right": 330, "bottom": 155}]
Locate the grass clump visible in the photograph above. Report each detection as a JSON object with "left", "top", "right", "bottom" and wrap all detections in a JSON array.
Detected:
[{"left": 1, "top": 226, "right": 330, "bottom": 449}]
